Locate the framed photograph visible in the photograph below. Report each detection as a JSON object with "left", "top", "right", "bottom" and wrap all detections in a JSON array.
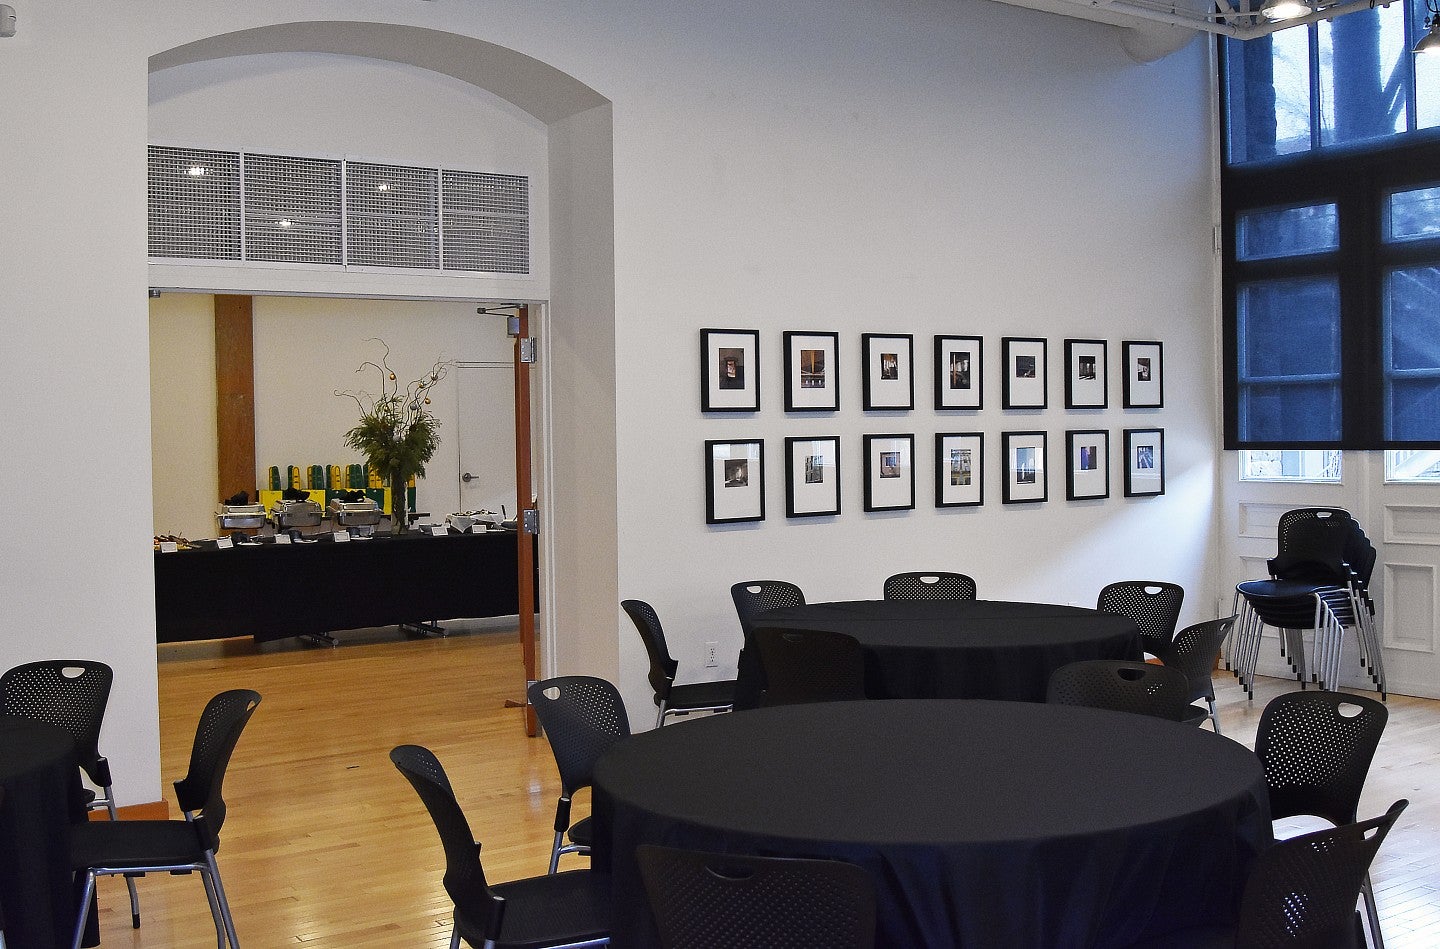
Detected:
[
  {"left": 784, "top": 436, "right": 841, "bottom": 517},
  {"left": 1002, "top": 337, "right": 1048, "bottom": 409},
  {"left": 863, "top": 434, "right": 915, "bottom": 512},
  {"left": 701, "top": 329, "right": 760, "bottom": 412},
  {"left": 862, "top": 334, "right": 914, "bottom": 411},
  {"left": 1122, "top": 341, "right": 1164, "bottom": 408},
  {"left": 935, "top": 432, "right": 984, "bottom": 507},
  {"left": 1064, "top": 339, "right": 1108, "bottom": 409},
  {"left": 1123, "top": 428, "right": 1165, "bottom": 497},
  {"left": 783, "top": 332, "right": 840, "bottom": 412},
  {"left": 1065, "top": 429, "right": 1110, "bottom": 501},
  {"left": 1001, "top": 431, "right": 1047, "bottom": 503},
  {"left": 934, "top": 335, "right": 983, "bottom": 410},
  {"left": 704, "top": 439, "right": 765, "bottom": 523}
]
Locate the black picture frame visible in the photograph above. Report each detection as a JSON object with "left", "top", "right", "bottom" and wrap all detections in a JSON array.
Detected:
[
  {"left": 784, "top": 436, "right": 841, "bottom": 517},
  {"left": 1001, "top": 430, "right": 1047, "bottom": 503},
  {"left": 935, "top": 432, "right": 984, "bottom": 507},
  {"left": 704, "top": 439, "right": 765, "bottom": 523},
  {"left": 862, "top": 334, "right": 915, "bottom": 411},
  {"left": 1123, "top": 428, "right": 1165, "bottom": 497},
  {"left": 863, "top": 433, "right": 915, "bottom": 511},
  {"left": 1122, "top": 341, "right": 1164, "bottom": 409},
  {"left": 783, "top": 331, "right": 840, "bottom": 412},
  {"left": 1065, "top": 429, "right": 1110, "bottom": 500},
  {"left": 1002, "top": 337, "right": 1048, "bottom": 409},
  {"left": 1064, "top": 339, "right": 1108, "bottom": 409},
  {"left": 701, "top": 328, "right": 760, "bottom": 412},
  {"left": 934, "top": 335, "right": 983, "bottom": 410}
]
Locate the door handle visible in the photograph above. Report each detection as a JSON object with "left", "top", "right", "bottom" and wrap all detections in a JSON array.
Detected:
[{"left": 462, "top": 472, "right": 476, "bottom": 483}]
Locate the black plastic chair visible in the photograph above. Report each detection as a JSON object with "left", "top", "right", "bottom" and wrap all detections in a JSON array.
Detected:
[
  {"left": 1096, "top": 581, "right": 1185, "bottom": 657},
  {"left": 621, "top": 599, "right": 736, "bottom": 727},
  {"left": 0, "top": 659, "right": 141, "bottom": 926},
  {"left": 1157, "top": 616, "right": 1237, "bottom": 734},
  {"left": 527, "top": 676, "right": 631, "bottom": 874},
  {"left": 390, "top": 744, "right": 611, "bottom": 949},
  {"left": 753, "top": 627, "right": 867, "bottom": 706},
  {"left": 0, "top": 788, "right": 6, "bottom": 949},
  {"left": 1046, "top": 660, "right": 1200, "bottom": 724},
  {"left": 1127, "top": 801, "right": 1408, "bottom": 949},
  {"left": 730, "top": 581, "right": 806, "bottom": 710},
  {"left": 1255, "top": 689, "right": 1390, "bottom": 949},
  {"left": 882, "top": 571, "right": 977, "bottom": 601},
  {"left": 636, "top": 844, "right": 876, "bottom": 949},
  {"left": 1231, "top": 509, "right": 1385, "bottom": 699},
  {"left": 69, "top": 688, "right": 261, "bottom": 949}
]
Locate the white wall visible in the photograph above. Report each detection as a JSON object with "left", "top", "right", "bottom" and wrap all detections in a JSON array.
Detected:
[{"left": 0, "top": 0, "right": 1217, "bottom": 805}]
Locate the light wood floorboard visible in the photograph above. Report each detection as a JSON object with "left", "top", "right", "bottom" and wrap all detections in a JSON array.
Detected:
[{"left": 78, "top": 626, "right": 1439, "bottom": 946}]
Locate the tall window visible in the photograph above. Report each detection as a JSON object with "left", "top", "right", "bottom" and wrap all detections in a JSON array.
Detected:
[{"left": 1222, "top": 3, "right": 1440, "bottom": 449}]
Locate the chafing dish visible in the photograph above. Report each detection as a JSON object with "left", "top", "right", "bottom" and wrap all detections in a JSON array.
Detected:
[
  {"left": 269, "top": 498, "right": 323, "bottom": 529},
  {"left": 329, "top": 497, "right": 382, "bottom": 531},
  {"left": 216, "top": 503, "right": 267, "bottom": 531}
]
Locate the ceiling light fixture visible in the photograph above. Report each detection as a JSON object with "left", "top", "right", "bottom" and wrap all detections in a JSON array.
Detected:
[
  {"left": 186, "top": 165, "right": 207, "bottom": 177},
  {"left": 1260, "top": 0, "right": 1311, "bottom": 22},
  {"left": 277, "top": 218, "right": 293, "bottom": 229},
  {"left": 1416, "top": 0, "right": 1440, "bottom": 54}
]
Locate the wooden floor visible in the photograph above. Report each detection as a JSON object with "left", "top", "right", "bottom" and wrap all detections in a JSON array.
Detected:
[{"left": 84, "top": 625, "right": 1439, "bottom": 947}]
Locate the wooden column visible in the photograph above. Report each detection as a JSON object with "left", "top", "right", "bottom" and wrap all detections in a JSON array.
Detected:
[
  {"left": 514, "top": 305, "right": 539, "bottom": 736},
  {"left": 214, "top": 295, "right": 257, "bottom": 504}
]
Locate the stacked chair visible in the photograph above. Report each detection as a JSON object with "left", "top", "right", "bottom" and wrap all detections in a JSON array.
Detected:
[{"left": 1230, "top": 508, "right": 1385, "bottom": 700}]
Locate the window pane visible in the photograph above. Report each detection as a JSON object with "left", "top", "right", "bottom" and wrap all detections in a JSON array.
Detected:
[
  {"left": 1386, "top": 449, "right": 1440, "bottom": 480},
  {"left": 1238, "top": 277, "right": 1341, "bottom": 378},
  {"left": 1242, "top": 450, "right": 1342, "bottom": 481},
  {"left": 1237, "top": 203, "right": 1339, "bottom": 260},
  {"left": 1416, "top": 0, "right": 1440, "bottom": 129},
  {"left": 1318, "top": 6, "right": 1409, "bottom": 148},
  {"left": 1239, "top": 383, "right": 1343, "bottom": 441},
  {"left": 1386, "top": 185, "right": 1440, "bottom": 242},
  {"left": 1385, "top": 265, "right": 1440, "bottom": 439},
  {"left": 1224, "top": 32, "right": 1312, "bottom": 164}
]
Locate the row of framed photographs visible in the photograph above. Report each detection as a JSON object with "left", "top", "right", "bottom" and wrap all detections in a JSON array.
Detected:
[
  {"left": 704, "top": 428, "right": 1165, "bottom": 523},
  {"left": 701, "top": 329, "right": 1164, "bottom": 413}
]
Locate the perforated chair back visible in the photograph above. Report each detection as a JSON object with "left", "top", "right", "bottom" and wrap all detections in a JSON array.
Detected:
[
  {"left": 1271, "top": 508, "right": 1362, "bottom": 586},
  {"left": 0, "top": 660, "right": 113, "bottom": 786},
  {"left": 390, "top": 745, "right": 498, "bottom": 931},
  {"left": 621, "top": 599, "right": 680, "bottom": 702},
  {"left": 1096, "top": 581, "right": 1185, "bottom": 655},
  {"left": 882, "top": 572, "right": 977, "bottom": 601},
  {"left": 1255, "top": 690, "right": 1388, "bottom": 827},
  {"left": 637, "top": 845, "right": 877, "bottom": 949},
  {"left": 529, "top": 676, "right": 630, "bottom": 795},
  {"left": 1158, "top": 616, "right": 1237, "bottom": 733},
  {"left": 730, "top": 580, "right": 806, "bottom": 636},
  {"left": 1235, "top": 800, "right": 1407, "bottom": 949},
  {"left": 173, "top": 689, "right": 262, "bottom": 848},
  {"left": 753, "top": 627, "right": 867, "bottom": 706},
  {"left": 1046, "top": 660, "right": 1195, "bottom": 723}
]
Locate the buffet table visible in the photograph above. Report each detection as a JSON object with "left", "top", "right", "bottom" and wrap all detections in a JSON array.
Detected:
[
  {"left": 750, "top": 599, "right": 1142, "bottom": 701},
  {"left": 153, "top": 530, "right": 526, "bottom": 643},
  {"left": 0, "top": 716, "right": 91, "bottom": 948},
  {"left": 594, "top": 700, "right": 1271, "bottom": 948}
]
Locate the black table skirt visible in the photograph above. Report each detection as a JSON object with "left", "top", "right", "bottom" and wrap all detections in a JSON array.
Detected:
[
  {"left": 0, "top": 716, "right": 89, "bottom": 948},
  {"left": 753, "top": 599, "right": 1142, "bottom": 702},
  {"left": 594, "top": 700, "right": 1271, "bottom": 948},
  {"left": 154, "top": 530, "right": 526, "bottom": 643}
]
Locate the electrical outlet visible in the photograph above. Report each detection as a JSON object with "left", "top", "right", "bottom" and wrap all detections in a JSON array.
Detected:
[{"left": 704, "top": 641, "right": 718, "bottom": 667}]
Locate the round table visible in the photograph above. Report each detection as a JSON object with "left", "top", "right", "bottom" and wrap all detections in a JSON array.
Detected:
[
  {"left": 0, "top": 715, "right": 88, "bottom": 948},
  {"left": 594, "top": 700, "right": 1271, "bottom": 948},
  {"left": 752, "top": 599, "right": 1142, "bottom": 701}
]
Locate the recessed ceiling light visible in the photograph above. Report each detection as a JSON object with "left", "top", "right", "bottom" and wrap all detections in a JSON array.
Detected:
[
  {"left": 277, "top": 218, "right": 293, "bottom": 229},
  {"left": 376, "top": 182, "right": 391, "bottom": 192},
  {"left": 186, "top": 165, "right": 207, "bottom": 177}
]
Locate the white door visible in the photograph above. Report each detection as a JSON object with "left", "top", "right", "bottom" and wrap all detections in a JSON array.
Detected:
[{"left": 456, "top": 363, "right": 518, "bottom": 519}]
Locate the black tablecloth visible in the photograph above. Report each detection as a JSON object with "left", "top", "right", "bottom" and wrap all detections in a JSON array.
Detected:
[
  {"left": 594, "top": 700, "right": 1271, "bottom": 948},
  {"left": 154, "top": 530, "right": 526, "bottom": 642},
  {"left": 0, "top": 716, "right": 89, "bottom": 948},
  {"left": 754, "top": 599, "right": 1142, "bottom": 701}
]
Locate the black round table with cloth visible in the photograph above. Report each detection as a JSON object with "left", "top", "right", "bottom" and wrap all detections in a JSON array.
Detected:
[
  {"left": 0, "top": 715, "right": 89, "bottom": 948},
  {"left": 752, "top": 599, "right": 1143, "bottom": 702},
  {"left": 593, "top": 699, "right": 1271, "bottom": 949}
]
